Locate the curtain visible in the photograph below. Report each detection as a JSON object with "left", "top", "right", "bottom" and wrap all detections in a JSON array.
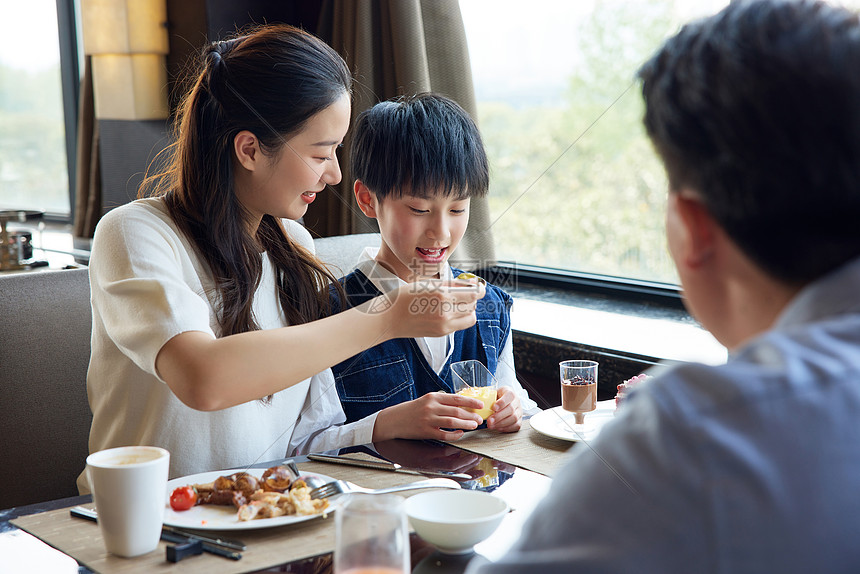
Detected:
[
  {"left": 315, "top": 0, "right": 496, "bottom": 269},
  {"left": 73, "top": 55, "right": 101, "bottom": 239}
]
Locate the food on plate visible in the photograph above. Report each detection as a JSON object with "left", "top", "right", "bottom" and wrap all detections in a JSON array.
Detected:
[
  {"left": 191, "top": 471, "right": 258, "bottom": 507},
  {"left": 615, "top": 373, "right": 652, "bottom": 410},
  {"left": 236, "top": 479, "right": 329, "bottom": 521},
  {"left": 169, "top": 485, "right": 198, "bottom": 511},
  {"left": 261, "top": 465, "right": 294, "bottom": 491},
  {"left": 199, "top": 488, "right": 249, "bottom": 508},
  {"left": 172, "top": 465, "right": 329, "bottom": 521}
]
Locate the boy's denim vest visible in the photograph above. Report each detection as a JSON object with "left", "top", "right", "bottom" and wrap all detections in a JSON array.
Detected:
[{"left": 329, "top": 268, "right": 512, "bottom": 424}]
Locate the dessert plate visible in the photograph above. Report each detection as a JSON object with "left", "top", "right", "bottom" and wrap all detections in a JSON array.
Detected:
[{"left": 529, "top": 400, "right": 616, "bottom": 442}]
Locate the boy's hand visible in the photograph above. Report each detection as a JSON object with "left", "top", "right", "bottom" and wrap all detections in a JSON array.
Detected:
[
  {"left": 380, "top": 279, "right": 486, "bottom": 339},
  {"left": 373, "top": 392, "right": 485, "bottom": 442},
  {"left": 486, "top": 386, "right": 523, "bottom": 433}
]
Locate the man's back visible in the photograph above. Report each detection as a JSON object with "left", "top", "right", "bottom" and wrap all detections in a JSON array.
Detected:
[
  {"left": 469, "top": 1, "right": 860, "bottom": 571},
  {"left": 474, "top": 258, "right": 860, "bottom": 574}
]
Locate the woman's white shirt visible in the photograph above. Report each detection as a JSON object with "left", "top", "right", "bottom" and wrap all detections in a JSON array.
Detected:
[{"left": 79, "top": 198, "right": 373, "bottom": 492}]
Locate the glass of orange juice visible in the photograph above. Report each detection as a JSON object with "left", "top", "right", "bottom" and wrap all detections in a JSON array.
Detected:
[{"left": 450, "top": 360, "right": 498, "bottom": 421}]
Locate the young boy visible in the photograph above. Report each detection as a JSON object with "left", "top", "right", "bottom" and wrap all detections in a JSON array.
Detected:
[{"left": 330, "top": 93, "right": 539, "bottom": 441}]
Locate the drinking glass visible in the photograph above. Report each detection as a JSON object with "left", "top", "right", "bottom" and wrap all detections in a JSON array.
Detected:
[
  {"left": 334, "top": 493, "right": 410, "bottom": 574},
  {"left": 450, "top": 360, "right": 498, "bottom": 421},
  {"left": 559, "top": 360, "right": 598, "bottom": 426}
]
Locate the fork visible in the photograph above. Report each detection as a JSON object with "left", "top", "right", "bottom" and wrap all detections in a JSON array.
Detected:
[{"left": 310, "top": 477, "right": 460, "bottom": 499}]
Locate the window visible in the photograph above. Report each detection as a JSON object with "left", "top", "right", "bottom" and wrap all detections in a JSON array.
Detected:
[
  {"left": 0, "top": 0, "right": 73, "bottom": 217},
  {"left": 462, "top": 0, "right": 730, "bottom": 286},
  {"left": 463, "top": 0, "right": 860, "bottom": 288}
]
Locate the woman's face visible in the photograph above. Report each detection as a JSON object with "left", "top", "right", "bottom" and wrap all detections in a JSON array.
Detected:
[{"left": 235, "top": 92, "right": 351, "bottom": 225}]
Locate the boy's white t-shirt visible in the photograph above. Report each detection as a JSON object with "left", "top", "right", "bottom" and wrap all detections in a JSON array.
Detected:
[
  {"left": 354, "top": 248, "right": 540, "bottom": 415},
  {"left": 79, "top": 198, "right": 374, "bottom": 493}
]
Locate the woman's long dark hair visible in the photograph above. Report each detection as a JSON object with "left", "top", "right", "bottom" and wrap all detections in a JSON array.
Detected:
[{"left": 140, "top": 24, "right": 350, "bottom": 336}]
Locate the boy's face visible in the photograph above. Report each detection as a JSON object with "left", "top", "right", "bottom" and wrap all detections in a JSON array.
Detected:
[{"left": 355, "top": 182, "right": 470, "bottom": 281}]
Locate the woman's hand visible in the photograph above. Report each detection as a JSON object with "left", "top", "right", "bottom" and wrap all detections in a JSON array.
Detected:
[
  {"left": 372, "top": 392, "right": 485, "bottom": 442},
  {"left": 368, "top": 279, "right": 486, "bottom": 340},
  {"left": 486, "top": 386, "right": 523, "bottom": 432}
]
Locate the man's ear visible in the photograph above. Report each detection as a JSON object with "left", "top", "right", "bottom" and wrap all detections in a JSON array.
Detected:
[
  {"left": 233, "top": 130, "right": 260, "bottom": 171},
  {"left": 672, "top": 191, "right": 717, "bottom": 269},
  {"left": 354, "top": 181, "right": 378, "bottom": 218}
]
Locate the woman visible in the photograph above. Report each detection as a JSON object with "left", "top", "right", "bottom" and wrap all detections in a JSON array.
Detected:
[{"left": 78, "top": 25, "right": 484, "bottom": 490}]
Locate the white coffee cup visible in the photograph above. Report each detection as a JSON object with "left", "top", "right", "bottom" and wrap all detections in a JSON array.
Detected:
[{"left": 86, "top": 446, "right": 170, "bottom": 557}]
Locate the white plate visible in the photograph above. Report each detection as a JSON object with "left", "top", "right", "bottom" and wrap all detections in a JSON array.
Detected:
[
  {"left": 529, "top": 400, "right": 617, "bottom": 442},
  {"left": 163, "top": 468, "right": 337, "bottom": 531}
]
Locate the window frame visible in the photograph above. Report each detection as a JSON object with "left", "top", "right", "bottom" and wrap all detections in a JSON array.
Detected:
[
  {"left": 49, "top": 0, "right": 80, "bottom": 223},
  {"left": 479, "top": 262, "right": 685, "bottom": 310}
]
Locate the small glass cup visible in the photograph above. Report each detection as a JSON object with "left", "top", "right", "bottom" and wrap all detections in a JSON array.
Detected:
[
  {"left": 334, "top": 493, "right": 410, "bottom": 574},
  {"left": 560, "top": 360, "right": 598, "bottom": 426},
  {"left": 450, "top": 360, "right": 498, "bottom": 421}
]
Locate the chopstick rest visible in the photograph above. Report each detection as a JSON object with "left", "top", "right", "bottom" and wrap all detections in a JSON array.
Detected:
[{"left": 165, "top": 538, "right": 203, "bottom": 562}]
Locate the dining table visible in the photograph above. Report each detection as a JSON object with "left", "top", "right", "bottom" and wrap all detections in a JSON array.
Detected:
[{"left": 0, "top": 403, "right": 611, "bottom": 574}]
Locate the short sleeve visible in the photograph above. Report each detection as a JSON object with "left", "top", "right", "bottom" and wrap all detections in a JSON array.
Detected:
[{"left": 89, "top": 202, "right": 215, "bottom": 379}]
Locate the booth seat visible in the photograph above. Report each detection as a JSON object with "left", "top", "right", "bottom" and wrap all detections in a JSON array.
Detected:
[{"left": 0, "top": 232, "right": 379, "bottom": 510}]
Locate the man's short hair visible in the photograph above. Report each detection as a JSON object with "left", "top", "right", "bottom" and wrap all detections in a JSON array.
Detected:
[
  {"left": 350, "top": 92, "right": 489, "bottom": 201},
  {"left": 639, "top": 0, "right": 860, "bottom": 285}
]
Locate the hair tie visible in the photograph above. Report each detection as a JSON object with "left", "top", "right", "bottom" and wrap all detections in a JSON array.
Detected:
[{"left": 204, "top": 47, "right": 227, "bottom": 106}]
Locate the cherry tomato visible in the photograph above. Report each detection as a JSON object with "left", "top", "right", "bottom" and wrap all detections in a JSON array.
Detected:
[{"left": 169, "top": 485, "right": 198, "bottom": 511}]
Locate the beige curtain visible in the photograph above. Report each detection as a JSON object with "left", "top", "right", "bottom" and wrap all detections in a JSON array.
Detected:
[
  {"left": 73, "top": 55, "right": 101, "bottom": 239},
  {"left": 315, "top": 0, "right": 496, "bottom": 269}
]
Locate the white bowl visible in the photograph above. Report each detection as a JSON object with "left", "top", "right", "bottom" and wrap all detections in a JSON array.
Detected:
[{"left": 404, "top": 490, "right": 509, "bottom": 554}]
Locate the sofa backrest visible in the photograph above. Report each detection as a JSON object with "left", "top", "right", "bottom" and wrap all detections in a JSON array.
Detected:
[
  {"left": 0, "top": 268, "right": 92, "bottom": 509},
  {"left": 0, "top": 233, "right": 380, "bottom": 510},
  {"left": 313, "top": 232, "right": 380, "bottom": 278}
]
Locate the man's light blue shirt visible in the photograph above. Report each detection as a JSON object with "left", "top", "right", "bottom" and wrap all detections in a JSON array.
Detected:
[{"left": 470, "top": 256, "right": 860, "bottom": 573}]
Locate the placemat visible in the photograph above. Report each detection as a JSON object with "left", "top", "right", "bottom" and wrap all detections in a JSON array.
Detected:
[
  {"left": 441, "top": 420, "right": 576, "bottom": 477},
  {"left": 10, "top": 462, "right": 429, "bottom": 574}
]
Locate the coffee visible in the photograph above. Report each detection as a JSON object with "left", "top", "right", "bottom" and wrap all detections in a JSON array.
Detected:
[
  {"left": 110, "top": 454, "right": 160, "bottom": 466},
  {"left": 91, "top": 447, "right": 165, "bottom": 468}
]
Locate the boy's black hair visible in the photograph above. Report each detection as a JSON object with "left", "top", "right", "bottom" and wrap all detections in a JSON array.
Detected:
[
  {"left": 350, "top": 92, "right": 489, "bottom": 200},
  {"left": 638, "top": 0, "right": 860, "bottom": 285}
]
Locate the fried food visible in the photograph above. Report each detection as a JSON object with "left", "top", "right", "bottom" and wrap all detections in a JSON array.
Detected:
[
  {"left": 234, "top": 473, "right": 261, "bottom": 497},
  {"left": 261, "top": 465, "right": 294, "bottom": 492},
  {"left": 181, "top": 465, "right": 328, "bottom": 522},
  {"left": 192, "top": 471, "right": 259, "bottom": 507},
  {"left": 198, "top": 488, "right": 247, "bottom": 508},
  {"left": 236, "top": 481, "right": 328, "bottom": 521}
]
